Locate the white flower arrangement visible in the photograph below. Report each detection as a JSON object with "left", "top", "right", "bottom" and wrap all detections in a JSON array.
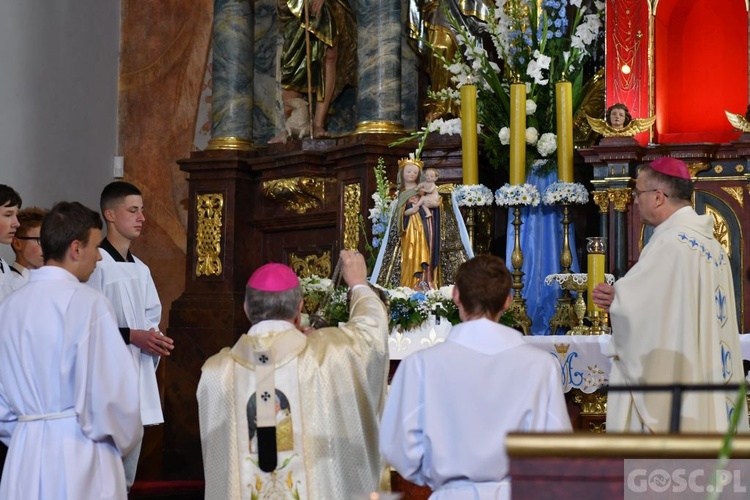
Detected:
[
  {"left": 542, "top": 181, "right": 590, "bottom": 205},
  {"left": 454, "top": 184, "right": 495, "bottom": 207},
  {"left": 368, "top": 158, "right": 394, "bottom": 249},
  {"left": 494, "top": 183, "right": 541, "bottom": 207}
]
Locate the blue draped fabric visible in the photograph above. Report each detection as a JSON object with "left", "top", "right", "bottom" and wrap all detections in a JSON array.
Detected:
[{"left": 505, "top": 169, "right": 580, "bottom": 335}]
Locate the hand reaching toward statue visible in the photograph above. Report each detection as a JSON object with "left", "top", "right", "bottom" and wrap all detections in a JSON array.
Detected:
[
  {"left": 591, "top": 283, "right": 615, "bottom": 312},
  {"left": 340, "top": 249, "right": 368, "bottom": 288}
]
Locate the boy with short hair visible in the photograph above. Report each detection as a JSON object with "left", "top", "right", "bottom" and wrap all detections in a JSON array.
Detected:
[
  {"left": 10, "top": 207, "right": 47, "bottom": 285},
  {"left": 87, "top": 181, "right": 174, "bottom": 489},
  {"left": 0, "top": 185, "right": 21, "bottom": 300}
]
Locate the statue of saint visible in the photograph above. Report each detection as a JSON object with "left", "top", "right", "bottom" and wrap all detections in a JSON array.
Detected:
[{"left": 270, "top": 0, "right": 357, "bottom": 142}]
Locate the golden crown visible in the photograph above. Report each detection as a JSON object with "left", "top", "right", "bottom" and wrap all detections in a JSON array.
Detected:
[{"left": 397, "top": 157, "right": 424, "bottom": 170}]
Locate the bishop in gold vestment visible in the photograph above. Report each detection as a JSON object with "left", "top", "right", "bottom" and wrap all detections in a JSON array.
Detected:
[{"left": 198, "top": 253, "right": 390, "bottom": 499}]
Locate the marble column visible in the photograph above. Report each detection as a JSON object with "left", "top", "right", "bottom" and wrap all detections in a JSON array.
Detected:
[
  {"left": 208, "top": 0, "right": 254, "bottom": 151},
  {"left": 400, "top": 0, "right": 418, "bottom": 131},
  {"left": 609, "top": 188, "right": 632, "bottom": 279},
  {"left": 354, "top": 0, "right": 404, "bottom": 133}
]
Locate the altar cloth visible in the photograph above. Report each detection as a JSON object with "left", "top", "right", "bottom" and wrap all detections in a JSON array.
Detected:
[{"left": 390, "top": 327, "right": 750, "bottom": 394}]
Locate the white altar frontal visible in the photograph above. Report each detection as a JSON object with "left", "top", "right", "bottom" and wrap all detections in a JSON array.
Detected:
[{"left": 389, "top": 323, "right": 750, "bottom": 396}]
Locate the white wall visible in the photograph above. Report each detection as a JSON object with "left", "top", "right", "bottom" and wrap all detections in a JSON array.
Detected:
[{"left": 0, "top": 1, "right": 120, "bottom": 261}]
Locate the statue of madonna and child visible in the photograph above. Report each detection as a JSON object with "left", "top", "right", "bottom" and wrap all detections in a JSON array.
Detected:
[{"left": 370, "top": 158, "right": 474, "bottom": 290}]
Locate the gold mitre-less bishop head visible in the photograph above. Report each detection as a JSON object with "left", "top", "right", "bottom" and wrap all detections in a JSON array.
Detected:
[{"left": 398, "top": 157, "right": 424, "bottom": 171}]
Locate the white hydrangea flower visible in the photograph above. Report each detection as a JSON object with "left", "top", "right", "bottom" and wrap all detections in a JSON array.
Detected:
[
  {"left": 537, "top": 132, "right": 557, "bottom": 157},
  {"left": 525, "top": 99, "right": 537, "bottom": 115},
  {"left": 525, "top": 127, "right": 539, "bottom": 145},
  {"left": 498, "top": 127, "right": 510, "bottom": 145}
]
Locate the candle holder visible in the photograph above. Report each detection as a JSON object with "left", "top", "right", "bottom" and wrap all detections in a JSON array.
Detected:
[
  {"left": 545, "top": 273, "right": 615, "bottom": 336},
  {"left": 586, "top": 236, "right": 609, "bottom": 335},
  {"left": 548, "top": 203, "right": 575, "bottom": 333},
  {"left": 508, "top": 206, "right": 532, "bottom": 334}
]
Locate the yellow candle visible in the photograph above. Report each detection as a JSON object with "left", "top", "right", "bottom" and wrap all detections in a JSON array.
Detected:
[
  {"left": 509, "top": 83, "right": 526, "bottom": 185},
  {"left": 461, "top": 85, "right": 479, "bottom": 185},
  {"left": 556, "top": 80, "right": 574, "bottom": 183},
  {"left": 587, "top": 253, "right": 606, "bottom": 313}
]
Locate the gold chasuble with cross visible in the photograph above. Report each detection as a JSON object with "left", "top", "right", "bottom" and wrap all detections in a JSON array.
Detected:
[{"left": 198, "top": 286, "right": 390, "bottom": 499}]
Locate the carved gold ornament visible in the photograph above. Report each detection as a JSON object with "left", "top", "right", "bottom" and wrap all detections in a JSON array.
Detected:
[
  {"left": 343, "top": 183, "right": 361, "bottom": 250},
  {"left": 585, "top": 113, "right": 656, "bottom": 137},
  {"left": 725, "top": 110, "right": 750, "bottom": 133},
  {"left": 721, "top": 186, "right": 744, "bottom": 207},
  {"left": 607, "top": 188, "right": 632, "bottom": 212},
  {"left": 591, "top": 190, "right": 610, "bottom": 214},
  {"left": 289, "top": 251, "right": 331, "bottom": 279},
  {"left": 195, "top": 193, "right": 224, "bottom": 277},
  {"left": 686, "top": 162, "right": 711, "bottom": 177},
  {"left": 262, "top": 177, "right": 325, "bottom": 214},
  {"left": 704, "top": 205, "right": 730, "bottom": 257}
]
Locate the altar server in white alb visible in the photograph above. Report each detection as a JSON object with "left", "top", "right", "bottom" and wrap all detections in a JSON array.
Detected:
[
  {"left": 198, "top": 250, "right": 390, "bottom": 499},
  {"left": 10, "top": 207, "right": 47, "bottom": 286},
  {"left": 380, "top": 255, "right": 572, "bottom": 500},
  {"left": 87, "top": 181, "right": 174, "bottom": 488},
  {"left": 0, "top": 201, "right": 142, "bottom": 499},
  {"left": 592, "top": 157, "right": 748, "bottom": 433},
  {"left": 0, "top": 184, "right": 21, "bottom": 300}
]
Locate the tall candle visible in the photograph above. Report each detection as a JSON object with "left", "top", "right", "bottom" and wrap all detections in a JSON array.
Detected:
[
  {"left": 461, "top": 84, "right": 479, "bottom": 185},
  {"left": 509, "top": 83, "right": 526, "bottom": 185},
  {"left": 556, "top": 80, "right": 574, "bottom": 183},
  {"left": 587, "top": 255, "right": 605, "bottom": 313}
]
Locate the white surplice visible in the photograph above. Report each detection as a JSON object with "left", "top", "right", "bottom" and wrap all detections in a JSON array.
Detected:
[
  {"left": 607, "top": 207, "right": 749, "bottom": 433},
  {"left": 9, "top": 263, "right": 29, "bottom": 287},
  {"left": 87, "top": 249, "right": 163, "bottom": 426},
  {"left": 0, "top": 257, "right": 17, "bottom": 301},
  {"left": 198, "top": 286, "right": 390, "bottom": 500},
  {"left": 0, "top": 266, "right": 142, "bottom": 500},
  {"left": 380, "top": 318, "right": 572, "bottom": 499}
]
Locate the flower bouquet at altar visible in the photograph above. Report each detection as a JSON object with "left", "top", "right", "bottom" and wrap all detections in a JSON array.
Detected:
[{"left": 425, "top": 0, "right": 604, "bottom": 173}]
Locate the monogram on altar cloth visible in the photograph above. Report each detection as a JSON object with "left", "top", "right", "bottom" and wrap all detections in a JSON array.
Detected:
[{"left": 389, "top": 324, "right": 750, "bottom": 394}]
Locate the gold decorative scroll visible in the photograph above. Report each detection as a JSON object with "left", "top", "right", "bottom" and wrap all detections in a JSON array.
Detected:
[
  {"left": 262, "top": 177, "right": 325, "bottom": 214},
  {"left": 607, "top": 188, "right": 632, "bottom": 212},
  {"left": 195, "top": 193, "right": 224, "bottom": 277},
  {"left": 591, "top": 190, "right": 610, "bottom": 214},
  {"left": 289, "top": 251, "right": 331, "bottom": 278},
  {"left": 343, "top": 183, "right": 361, "bottom": 250},
  {"left": 721, "top": 186, "right": 744, "bottom": 207},
  {"left": 686, "top": 162, "right": 711, "bottom": 177},
  {"left": 573, "top": 390, "right": 607, "bottom": 415},
  {"left": 705, "top": 205, "right": 730, "bottom": 257}
]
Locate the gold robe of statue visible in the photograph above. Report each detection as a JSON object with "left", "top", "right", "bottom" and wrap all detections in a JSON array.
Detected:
[{"left": 198, "top": 286, "right": 390, "bottom": 499}]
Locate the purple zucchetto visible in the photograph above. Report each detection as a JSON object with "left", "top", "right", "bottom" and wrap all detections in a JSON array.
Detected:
[
  {"left": 247, "top": 263, "right": 300, "bottom": 292},
  {"left": 649, "top": 157, "right": 691, "bottom": 180}
]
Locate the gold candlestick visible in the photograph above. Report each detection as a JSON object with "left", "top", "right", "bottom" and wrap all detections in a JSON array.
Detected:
[
  {"left": 508, "top": 206, "right": 532, "bottom": 334},
  {"left": 549, "top": 203, "right": 576, "bottom": 332}
]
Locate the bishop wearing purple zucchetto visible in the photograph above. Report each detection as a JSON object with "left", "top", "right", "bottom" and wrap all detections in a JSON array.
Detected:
[{"left": 591, "top": 157, "right": 748, "bottom": 433}]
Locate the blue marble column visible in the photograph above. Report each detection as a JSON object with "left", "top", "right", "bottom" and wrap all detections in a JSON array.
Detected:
[
  {"left": 354, "top": 0, "right": 404, "bottom": 133},
  {"left": 208, "top": 0, "right": 254, "bottom": 150},
  {"left": 400, "top": 0, "right": 418, "bottom": 132}
]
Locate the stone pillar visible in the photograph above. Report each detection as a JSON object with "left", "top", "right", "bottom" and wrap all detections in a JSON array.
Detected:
[
  {"left": 608, "top": 188, "right": 632, "bottom": 279},
  {"left": 354, "top": 0, "right": 404, "bottom": 134},
  {"left": 208, "top": 0, "right": 254, "bottom": 151}
]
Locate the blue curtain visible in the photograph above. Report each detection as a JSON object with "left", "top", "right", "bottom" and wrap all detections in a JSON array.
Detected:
[{"left": 505, "top": 169, "right": 580, "bottom": 335}]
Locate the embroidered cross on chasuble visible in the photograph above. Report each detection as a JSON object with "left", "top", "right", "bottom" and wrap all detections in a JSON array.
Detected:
[{"left": 232, "top": 330, "right": 309, "bottom": 499}]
